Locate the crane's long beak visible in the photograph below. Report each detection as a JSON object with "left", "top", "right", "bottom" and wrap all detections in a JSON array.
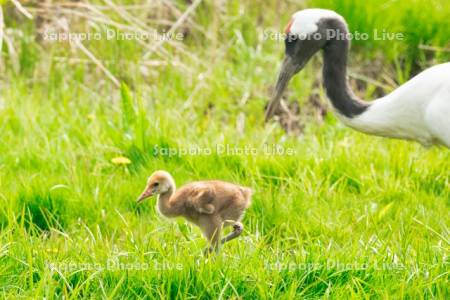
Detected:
[
  {"left": 136, "top": 189, "right": 153, "bottom": 203},
  {"left": 264, "top": 55, "right": 300, "bottom": 121}
]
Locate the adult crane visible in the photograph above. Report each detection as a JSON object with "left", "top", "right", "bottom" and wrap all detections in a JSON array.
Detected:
[{"left": 265, "top": 9, "right": 450, "bottom": 148}]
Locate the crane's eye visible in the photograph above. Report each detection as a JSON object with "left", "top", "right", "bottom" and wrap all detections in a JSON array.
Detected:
[
  {"left": 285, "top": 36, "right": 299, "bottom": 56},
  {"left": 153, "top": 183, "right": 159, "bottom": 187}
]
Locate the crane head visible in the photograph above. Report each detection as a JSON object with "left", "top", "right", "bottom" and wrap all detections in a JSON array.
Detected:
[
  {"left": 265, "top": 9, "right": 346, "bottom": 121},
  {"left": 137, "top": 170, "right": 174, "bottom": 203}
]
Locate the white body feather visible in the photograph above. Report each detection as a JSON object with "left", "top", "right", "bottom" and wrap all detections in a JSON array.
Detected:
[{"left": 338, "top": 63, "right": 450, "bottom": 147}]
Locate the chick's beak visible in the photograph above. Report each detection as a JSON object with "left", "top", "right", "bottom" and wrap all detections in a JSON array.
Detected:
[{"left": 137, "top": 188, "right": 153, "bottom": 203}]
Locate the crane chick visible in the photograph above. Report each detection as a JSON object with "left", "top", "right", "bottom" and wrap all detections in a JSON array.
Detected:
[{"left": 137, "top": 170, "right": 252, "bottom": 254}]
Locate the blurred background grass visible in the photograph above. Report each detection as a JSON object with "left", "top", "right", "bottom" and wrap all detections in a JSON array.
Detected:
[{"left": 0, "top": 0, "right": 449, "bottom": 298}]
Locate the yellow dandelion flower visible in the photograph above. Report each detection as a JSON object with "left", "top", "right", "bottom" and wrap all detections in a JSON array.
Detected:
[{"left": 111, "top": 156, "right": 131, "bottom": 165}]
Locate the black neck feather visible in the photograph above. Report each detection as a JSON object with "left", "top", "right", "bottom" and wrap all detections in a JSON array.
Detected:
[{"left": 322, "top": 19, "right": 369, "bottom": 118}]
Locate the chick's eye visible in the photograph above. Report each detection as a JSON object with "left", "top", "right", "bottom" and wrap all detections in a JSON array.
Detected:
[{"left": 153, "top": 183, "right": 159, "bottom": 187}]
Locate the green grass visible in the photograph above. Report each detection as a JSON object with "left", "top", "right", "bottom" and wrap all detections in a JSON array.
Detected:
[{"left": 0, "top": 0, "right": 449, "bottom": 298}]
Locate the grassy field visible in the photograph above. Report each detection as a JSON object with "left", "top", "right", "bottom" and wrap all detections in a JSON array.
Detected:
[{"left": 0, "top": 0, "right": 449, "bottom": 298}]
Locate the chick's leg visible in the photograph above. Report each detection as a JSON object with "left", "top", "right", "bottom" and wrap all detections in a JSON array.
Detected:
[
  {"left": 221, "top": 222, "right": 243, "bottom": 244},
  {"left": 200, "top": 216, "right": 222, "bottom": 255}
]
